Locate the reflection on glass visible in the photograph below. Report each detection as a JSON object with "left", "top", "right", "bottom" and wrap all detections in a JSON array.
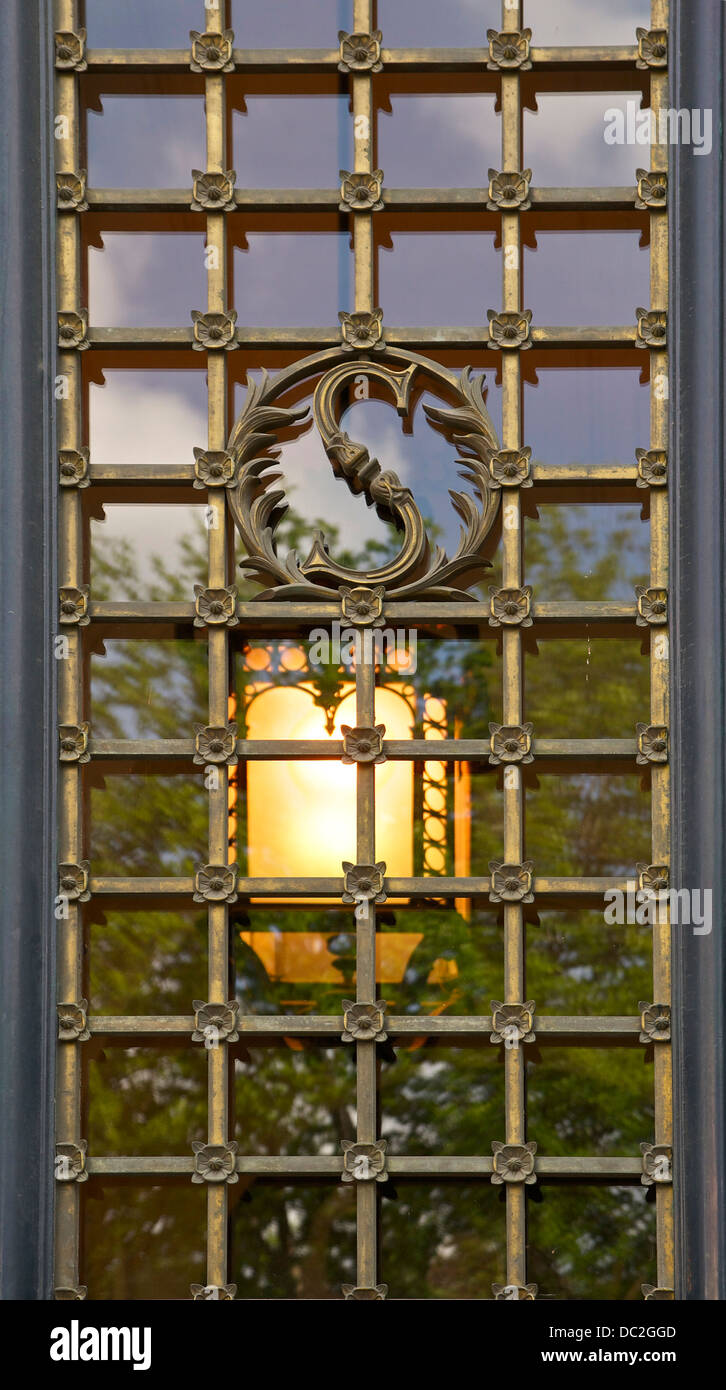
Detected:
[
  {"left": 526, "top": 909, "right": 651, "bottom": 1015},
  {"left": 85, "top": 0, "right": 201, "bottom": 47},
  {"left": 380, "top": 1043, "right": 504, "bottom": 1155},
  {"left": 524, "top": 369, "right": 648, "bottom": 466},
  {"left": 229, "top": 1183, "right": 355, "bottom": 1299},
  {"left": 379, "top": 0, "right": 499, "bottom": 46},
  {"left": 91, "top": 775, "right": 207, "bottom": 875},
  {"left": 524, "top": 0, "right": 651, "bottom": 46},
  {"left": 524, "top": 93, "right": 644, "bottom": 186},
  {"left": 527, "top": 1048, "right": 653, "bottom": 1156},
  {"left": 87, "top": 1049, "right": 207, "bottom": 1155},
  {"left": 92, "top": 640, "right": 208, "bottom": 740},
  {"left": 234, "top": 1046, "right": 355, "bottom": 1154},
  {"left": 88, "top": 912, "right": 206, "bottom": 1015},
  {"left": 89, "top": 233, "right": 206, "bottom": 327},
  {"left": 89, "top": 370, "right": 207, "bottom": 467},
  {"left": 381, "top": 233, "right": 499, "bottom": 327},
  {"left": 232, "top": 98, "right": 351, "bottom": 187},
  {"left": 525, "top": 773, "right": 651, "bottom": 875},
  {"left": 231, "top": 0, "right": 350, "bottom": 48},
  {"left": 379, "top": 95, "right": 498, "bottom": 187},
  {"left": 527, "top": 1186, "right": 657, "bottom": 1300},
  {"left": 87, "top": 96, "right": 205, "bottom": 187},
  {"left": 381, "top": 1184, "right": 505, "bottom": 1299},
  {"left": 233, "top": 234, "right": 351, "bottom": 326},
  {"left": 525, "top": 503, "right": 649, "bottom": 599},
  {"left": 91, "top": 504, "right": 208, "bottom": 595},
  {"left": 525, "top": 232, "right": 648, "bottom": 326},
  {"left": 526, "top": 639, "right": 648, "bottom": 737},
  {"left": 83, "top": 1186, "right": 206, "bottom": 1300}
]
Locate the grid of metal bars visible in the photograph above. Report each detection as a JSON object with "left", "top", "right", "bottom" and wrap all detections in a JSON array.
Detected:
[{"left": 53, "top": 0, "right": 673, "bottom": 1299}]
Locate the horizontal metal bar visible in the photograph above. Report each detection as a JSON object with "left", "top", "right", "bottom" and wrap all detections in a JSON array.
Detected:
[
  {"left": 89, "top": 737, "right": 637, "bottom": 763},
  {"left": 88, "top": 875, "right": 629, "bottom": 899},
  {"left": 84, "top": 1154, "right": 644, "bottom": 1179},
  {"left": 83, "top": 45, "right": 639, "bottom": 74},
  {"left": 88, "top": 600, "right": 638, "bottom": 626},
  {"left": 85, "top": 326, "right": 638, "bottom": 351},
  {"left": 85, "top": 186, "right": 639, "bottom": 215},
  {"left": 88, "top": 1014, "right": 642, "bottom": 1043},
  {"left": 87, "top": 461, "right": 639, "bottom": 488}
]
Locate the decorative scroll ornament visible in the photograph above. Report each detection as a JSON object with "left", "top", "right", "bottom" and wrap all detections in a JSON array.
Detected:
[
  {"left": 341, "top": 1140, "right": 388, "bottom": 1182},
  {"left": 639, "top": 1003, "right": 671, "bottom": 1044},
  {"left": 59, "top": 586, "right": 90, "bottom": 626},
  {"left": 635, "top": 169, "right": 667, "bottom": 210},
  {"left": 191, "top": 170, "right": 236, "bottom": 212},
  {"left": 636, "top": 28, "right": 668, "bottom": 68},
  {"left": 636, "top": 448, "right": 667, "bottom": 487},
  {"left": 487, "top": 310, "right": 532, "bottom": 350},
  {"left": 226, "top": 349, "right": 500, "bottom": 602},
  {"left": 339, "top": 309, "right": 385, "bottom": 351},
  {"left": 194, "top": 584, "right": 238, "bottom": 627},
  {"left": 191, "top": 1284, "right": 237, "bottom": 1300},
  {"left": 194, "top": 723, "right": 238, "bottom": 765},
  {"left": 342, "top": 1285, "right": 388, "bottom": 1300},
  {"left": 489, "top": 723, "right": 534, "bottom": 765},
  {"left": 340, "top": 585, "right": 385, "bottom": 626},
  {"left": 193, "top": 449, "right": 236, "bottom": 489},
  {"left": 640, "top": 1142, "right": 672, "bottom": 1186},
  {"left": 490, "top": 448, "right": 532, "bottom": 489},
  {"left": 489, "top": 862, "right": 535, "bottom": 904},
  {"left": 635, "top": 308, "right": 667, "bottom": 348},
  {"left": 189, "top": 30, "right": 235, "bottom": 72},
  {"left": 339, "top": 170, "right": 384, "bottom": 213},
  {"left": 58, "top": 311, "right": 89, "bottom": 351},
  {"left": 55, "top": 30, "right": 87, "bottom": 70},
  {"left": 55, "top": 1142, "right": 88, "bottom": 1183},
  {"left": 636, "top": 586, "right": 668, "bottom": 626},
  {"left": 342, "top": 1001, "right": 388, "bottom": 1043},
  {"left": 56, "top": 170, "right": 88, "bottom": 212},
  {"left": 636, "top": 724, "right": 669, "bottom": 765},
  {"left": 490, "top": 1001, "right": 536, "bottom": 1046},
  {"left": 57, "top": 1000, "right": 90, "bottom": 1042},
  {"left": 55, "top": 1286, "right": 88, "bottom": 1300},
  {"left": 191, "top": 310, "right": 237, "bottom": 351},
  {"left": 486, "top": 29, "right": 532, "bottom": 71},
  {"left": 492, "top": 1283, "right": 538, "bottom": 1300},
  {"left": 191, "top": 1142, "right": 239, "bottom": 1184},
  {"left": 59, "top": 448, "right": 90, "bottom": 487},
  {"left": 491, "top": 1141, "right": 537, "bottom": 1185},
  {"left": 487, "top": 169, "right": 532, "bottom": 212},
  {"left": 338, "top": 31, "right": 383, "bottom": 73},
  {"left": 192, "top": 1001, "right": 240, "bottom": 1044},
  {"left": 58, "top": 861, "right": 91, "bottom": 903},
  {"left": 59, "top": 723, "right": 90, "bottom": 763},
  {"left": 194, "top": 864, "right": 238, "bottom": 904},
  {"left": 342, "top": 862, "right": 387, "bottom": 904},
  {"left": 489, "top": 586, "right": 533, "bottom": 627},
  {"left": 637, "top": 863, "right": 669, "bottom": 893},
  {"left": 641, "top": 1285, "right": 674, "bottom": 1301},
  {"left": 342, "top": 725, "right": 386, "bottom": 764}
]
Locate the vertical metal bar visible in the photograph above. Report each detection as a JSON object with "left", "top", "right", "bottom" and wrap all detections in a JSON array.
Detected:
[
  {"left": 352, "top": 0, "right": 374, "bottom": 311},
  {"left": 499, "top": 0, "right": 527, "bottom": 1292},
  {"left": 54, "top": 0, "right": 84, "bottom": 1297},
  {"left": 203, "top": 0, "right": 230, "bottom": 1292}
]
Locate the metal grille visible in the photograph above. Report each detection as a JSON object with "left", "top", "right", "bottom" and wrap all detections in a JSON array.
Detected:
[{"left": 54, "top": 0, "right": 673, "bottom": 1300}]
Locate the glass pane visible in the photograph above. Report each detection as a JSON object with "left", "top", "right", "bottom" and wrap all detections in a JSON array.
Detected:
[
  {"left": 88, "top": 911, "right": 207, "bottom": 1015},
  {"left": 89, "top": 232, "right": 206, "bottom": 327},
  {"left": 526, "top": 1048, "right": 653, "bottom": 1156},
  {"left": 525, "top": 231, "right": 648, "bottom": 326},
  {"left": 83, "top": 1186, "right": 206, "bottom": 1300},
  {"left": 234, "top": 1045, "right": 354, "bottom": 1153},
  {"left": 87, "top": 1048, "right": 207, "bottom": 1155},
  {"left": 90, "top": 504, "right": 208, "bottom": 597},
  {"left": 91, "top": 640, "right": 208, "bottom": 740},
  {"left": 524, "top": 368, "right": 648, "bottom": 467},
  {"left": 526, "top": 638, "right": 649, "bottom": 737},
  {"left": 380, "top": 1042, "right": 505, "bottom": 1155},
  {"left": 380, "top": 232, "right": 500, "bottom": 326},
  {"left": 88, "top": 370, "right": 207, "bottom": 467},
  {"left": 379, "top": 95, "right": 499, "bottom": 188},
  {"left": 525, "top": 0, "right": 651, "bottom": 45},
  {"left": 525, "top": 773, "right": 651, "bottom": 875},
  {"left": 381, "top": 1184, "right": 505, "bottom": 1299},
  {"left": 527, "top": 1186, "right": 657, "bottom": 1300},
  {"left": 379, "top": 0, "right": 500, "bottom": 46},
  {"left": 87, "top": 96, "right": 205, "bottom": 187},
  {"left": 525, "top": 502, "right": 649, "bottom": 599},
  {"left": 524, "top": 93, "right": 644, "bottom": 186},
  {"left": 234, "top": 234, "right": 352, "bottom": 326},
  {"left": 229, "top": 1183, "right": 355, "bottom": 1299},
  {"left": 526, "top": 909, "right": 652, "bottom": 1015},
  {"left": 231, "top": 0, "right": 351, "bottom": 48},
  {"left": 85, "top": 0, "right": 201, "bottom": 47},
  {"left": 90, "top": 774, "right": 207, "bottom": 875},
  {"left": 232, "top": 97, "right": 352, "bottom": 186}
]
